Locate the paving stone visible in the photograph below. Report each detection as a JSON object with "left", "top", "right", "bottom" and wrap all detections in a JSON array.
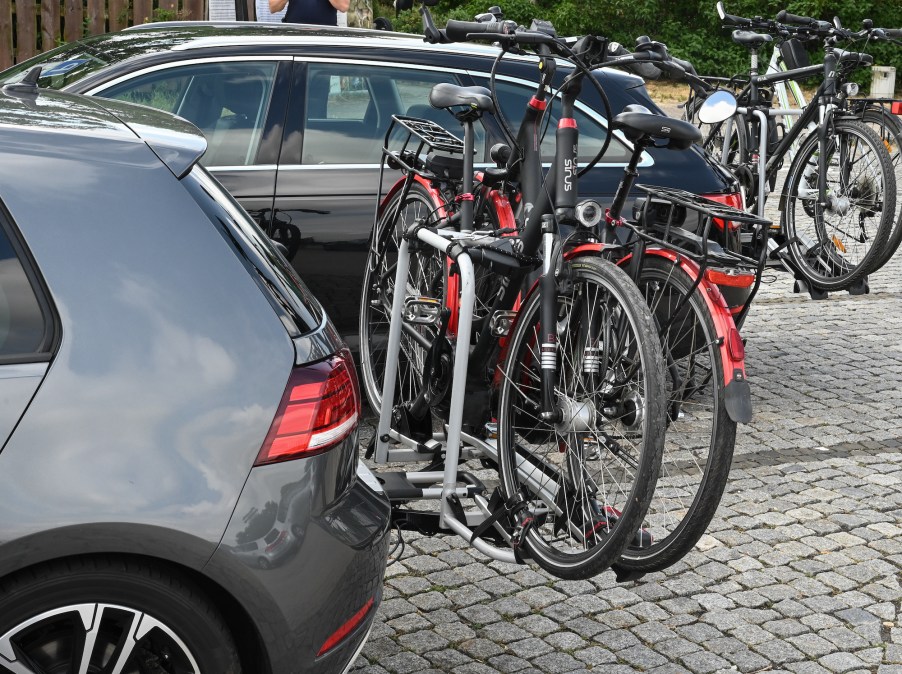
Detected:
[
  {"left": 380, "top": 651, "right": 431, "bottom": 674},
  {"left": 618, "top": 644, "right": 668, "bottom": 669},
  {"left": 818, "top": 652, "right": 868, "bottom": 673},
  {"left": 487, "top": 654, "right": 532, "bottom": 673},
  {"left": 514, "top": 614, "right": 559, "bottom": 637},
  {"left": 573, "top": 646, "right": 618, "bottom": 665},
  {"left": 397, "top": 629, "right": 451, "bottom": 655},
  {"left": 678, "top": 650, "right": 731, "bottom": 674},
  {"left": 751, "top": 638, "right": 806, "bottom": 665}
]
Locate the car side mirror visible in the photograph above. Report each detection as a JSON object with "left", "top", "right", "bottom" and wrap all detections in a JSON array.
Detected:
[{"left": 697, "top": 90, "right": 738, "bottom": 124}]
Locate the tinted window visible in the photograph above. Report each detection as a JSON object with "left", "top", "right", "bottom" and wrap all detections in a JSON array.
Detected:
[
  {"left": 183, "top": 168, "right": 322, "bottom": 335},
  {"left": 101, "top": 62, "right": 279, "bottom": 167},
  {"left": 486, "top": 79, "right": 632, "bottom": 163},
  {"left": 0, "top": 220, "right": 49, "bottom": 358},
  {"left": 302, "top": 64, "right": 485, "bottom": 165}
]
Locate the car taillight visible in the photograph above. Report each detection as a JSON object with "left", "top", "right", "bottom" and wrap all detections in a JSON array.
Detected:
[
  {"left": 702, "top": 191, "right": 743, "bottom": 231},
  {"left": 255, "top": 349, "right": 360, "bottom": 466}
]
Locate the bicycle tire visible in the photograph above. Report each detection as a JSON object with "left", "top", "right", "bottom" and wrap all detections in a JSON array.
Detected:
[
  {"left": 359, "top": 181, "right": 447, "bottom": 414},
  {"left": 859, "top": 108, "right": 902, "bottom": 269},
  {"left": 702, "top": 113, "right": 747, "bottom": 168},
  {"left": 781, "top": 118, "right": 896, "bottom": 291},
  {"left": 614, "top": 255, "right": 735, "bottom": 574},
  {"left": 496, "top": 256, "right": 666, "bottom": 580}
]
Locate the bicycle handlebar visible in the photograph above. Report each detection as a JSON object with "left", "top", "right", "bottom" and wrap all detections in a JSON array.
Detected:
[
  {"left": 775, "top": 10, "right": 830, "bottom": 31},
  {"left": 444, "top": 19, "right": 511, "bottom": 41}
]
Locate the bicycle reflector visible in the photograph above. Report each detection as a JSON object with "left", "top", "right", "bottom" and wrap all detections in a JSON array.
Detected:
[
  {"left": 702, "top": 191, "right": 743, "bottom": 231},
  {"left": 255, "top": 350, "right": 360, "bottom": 465},
  {"left": 891, "top": 102, "right": 902, "bottom": 116}
]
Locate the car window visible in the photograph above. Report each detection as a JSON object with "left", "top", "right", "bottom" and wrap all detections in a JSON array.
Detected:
[
  {"left": 484, "top": 78, "right": 632, "bottom": 163},
  {"left": 100, "top": 62, "right": 279, "bottom": 167},
  {"left": 0, "top": 214, "right": 52, "bottom": 360},
  {"left": 302, "top": 64, "right": 485, "bottom": 165}
]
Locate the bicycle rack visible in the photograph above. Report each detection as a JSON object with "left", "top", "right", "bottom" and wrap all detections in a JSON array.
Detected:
[{"left": 373, "top": 223, "right": 520, "bottom": 564}]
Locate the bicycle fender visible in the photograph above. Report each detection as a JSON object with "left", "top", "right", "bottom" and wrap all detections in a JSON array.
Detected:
[{"left": 608, "top": 248, "right": 749, "bottom": 395}]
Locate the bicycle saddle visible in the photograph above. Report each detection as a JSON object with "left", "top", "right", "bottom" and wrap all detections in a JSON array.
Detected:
[
  {"left": 429, "top": 83, "right": 495, "bottom": 112},
  {"left": 731, "top": 30, "right": 773, "bottom": 47},
  {"left": 612, "top": 105, "right": 702, "bottom": 150}
]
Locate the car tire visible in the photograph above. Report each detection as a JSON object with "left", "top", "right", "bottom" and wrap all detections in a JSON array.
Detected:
[{"left": 0, "top": 556, "right": 241, "bottom": 673}]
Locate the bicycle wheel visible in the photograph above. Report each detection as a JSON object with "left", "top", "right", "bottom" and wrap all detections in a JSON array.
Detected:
[
  {"left": 359, "top": 181, "right": 446, "bottom": 414},
  {"left": 614, "top": 256, "right": 735, "bottom": 574},
  {"left": 860, "top": 108, "right": 902, "bottom": 269},
  {"left": 496, "top": 256, "right": 666, "bottom": 580},
  {"left": 781, "top": 119, "right": 896, "bottom": 290},
  {"left": 702, "top": 113, "right": 747, "bottom": 168}
]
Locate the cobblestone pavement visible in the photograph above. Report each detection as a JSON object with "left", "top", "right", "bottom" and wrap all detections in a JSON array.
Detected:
[{"left": 352, "top": 105, "right": 902, "bottom": 673}]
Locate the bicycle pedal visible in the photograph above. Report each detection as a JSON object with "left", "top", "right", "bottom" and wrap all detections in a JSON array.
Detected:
[{"left": 403, "top": 296, "right": 442, "bottom": 325}]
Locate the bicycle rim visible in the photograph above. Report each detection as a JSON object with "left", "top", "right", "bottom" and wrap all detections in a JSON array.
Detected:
[
  {"left": 781, "top": 119, "right": 896, "bottom": 290},
  {"left": 359, "top": 182, "right": 446, "bottom": 413},
  {"left": 497, "top": 257, "right": 665, "bottom": 580},
  {"left": 860, "top": 109, "right": 902, "bottom": 269},
  {"left": 616, "top": 256, "right": 735, "bottom": 573}
]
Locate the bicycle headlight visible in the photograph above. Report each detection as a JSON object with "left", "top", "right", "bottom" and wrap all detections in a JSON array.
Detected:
[
  {"left": 842, "top": 82, "right": 859, "bottom": 97},
  {"left": 576, "top": 200, "right": 603, "bottom": 228}
]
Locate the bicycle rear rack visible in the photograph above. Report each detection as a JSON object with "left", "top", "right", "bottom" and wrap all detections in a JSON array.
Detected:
[
  {"left": 631, "top": 184, "right": 773, "bottom": 326},
  {"left": 381, "top": 114, "right": 466, "bottom": 175}
]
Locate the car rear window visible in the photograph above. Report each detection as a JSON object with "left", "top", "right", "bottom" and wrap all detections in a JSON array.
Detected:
[
  {"left": 0, "top": 204, "right": 56, "bottom": 362},
  {"left": 183, "top": 167, "right": 324, "bottom": 336}
]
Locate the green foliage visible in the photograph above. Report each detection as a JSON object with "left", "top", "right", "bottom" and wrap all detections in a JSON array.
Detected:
[{"left": 373, "top": 0, "right": 902, "bottom": 90}]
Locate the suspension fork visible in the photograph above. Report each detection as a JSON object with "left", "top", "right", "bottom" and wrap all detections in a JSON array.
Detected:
[
  {"left": 818, "top": 50, "right": 838, "bottom": 207},
  {"left": 539, "top": 214, "right": 561, "bottom": 422}
]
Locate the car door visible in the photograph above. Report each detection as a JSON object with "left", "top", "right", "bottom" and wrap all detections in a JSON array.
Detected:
[
  {"left": 0, "top": 203, "right": 57, "bottom": 451},
  {"left": 270, "top": 59, "right": 487, "bottom": 338},
  {"left": 91, "top": 57, "right": 292, "bottom": 232}
]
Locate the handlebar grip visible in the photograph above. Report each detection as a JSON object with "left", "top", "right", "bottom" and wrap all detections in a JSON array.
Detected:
[
  {"left": 777, "top": 10, "right": 814, "bottom": 26},
  {"left": 444, "top": 19, "right": 506, "bottom": 42},
  {"left": 885, "top": 28, "right": 902, "bottom": 38}
]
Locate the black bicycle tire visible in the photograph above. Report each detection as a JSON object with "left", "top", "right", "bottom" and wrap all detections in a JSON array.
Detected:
[
  {"left": 614, "top": 256, "right": 735, "bottom": 574},
  {"left": 496, "top": 256, "right": 666, "bottom": 580},
  {"left": 859, "top": 108, "right": 902, "bottom": 269},
  {"left": 781, "top": 118, "right": 896, "bottom": 291},
  {"left": 702, "top": 113, "right": 748, "bottom": 168},
  {"left": 358, "top": 182, "right": 447, "bottom": 414}
]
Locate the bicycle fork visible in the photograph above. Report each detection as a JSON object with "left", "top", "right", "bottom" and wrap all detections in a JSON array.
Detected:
[{"left": 539, "top": 215, "right": 561, "bottom": 422}]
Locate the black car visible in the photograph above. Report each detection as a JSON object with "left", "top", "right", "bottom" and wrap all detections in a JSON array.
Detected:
[{"left": 1, "top": 22, "right": 737, "bottom": 340}]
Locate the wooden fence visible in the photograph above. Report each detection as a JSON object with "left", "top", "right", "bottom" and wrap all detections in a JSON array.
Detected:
[{"left": 0, "top": 0, "right": 220, "bottom": 70}]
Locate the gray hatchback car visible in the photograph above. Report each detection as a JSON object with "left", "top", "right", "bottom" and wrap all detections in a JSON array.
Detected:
[{"left": 0, "top": 82, "right": 390, "bottom": 673}]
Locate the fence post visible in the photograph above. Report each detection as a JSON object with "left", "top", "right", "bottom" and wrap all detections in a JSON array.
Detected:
[
  {"left": 0, "top": 2, "right": 12, "bottom": 70},
  {"left": 16, "top": 0, "right": 37, "bottom": 63},
  {"left": 64, "top": 0, "right": 83, "bottom": 43},
  {"left": 133, "top": 0, "right": 153, "bottom": 24},
  {"left": 41, "top": 0, "right": 60, "bottom": 52},
  {"left": 87, "top": 0, "right": 105, "bottom": 35}
]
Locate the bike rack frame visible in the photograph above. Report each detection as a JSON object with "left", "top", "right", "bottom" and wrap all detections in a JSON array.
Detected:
[{"left": 374, "top": 224, "right": 520, "bottom": 564}]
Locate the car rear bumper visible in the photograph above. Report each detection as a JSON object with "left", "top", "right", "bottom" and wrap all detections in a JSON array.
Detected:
[{"left": 207, "top": 454, "right": 391, "bottom": 674}]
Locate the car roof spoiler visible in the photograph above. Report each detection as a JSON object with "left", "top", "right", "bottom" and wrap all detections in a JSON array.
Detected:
[{"left": 91, "top": 97, "right": 208, "bottom": 179}]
